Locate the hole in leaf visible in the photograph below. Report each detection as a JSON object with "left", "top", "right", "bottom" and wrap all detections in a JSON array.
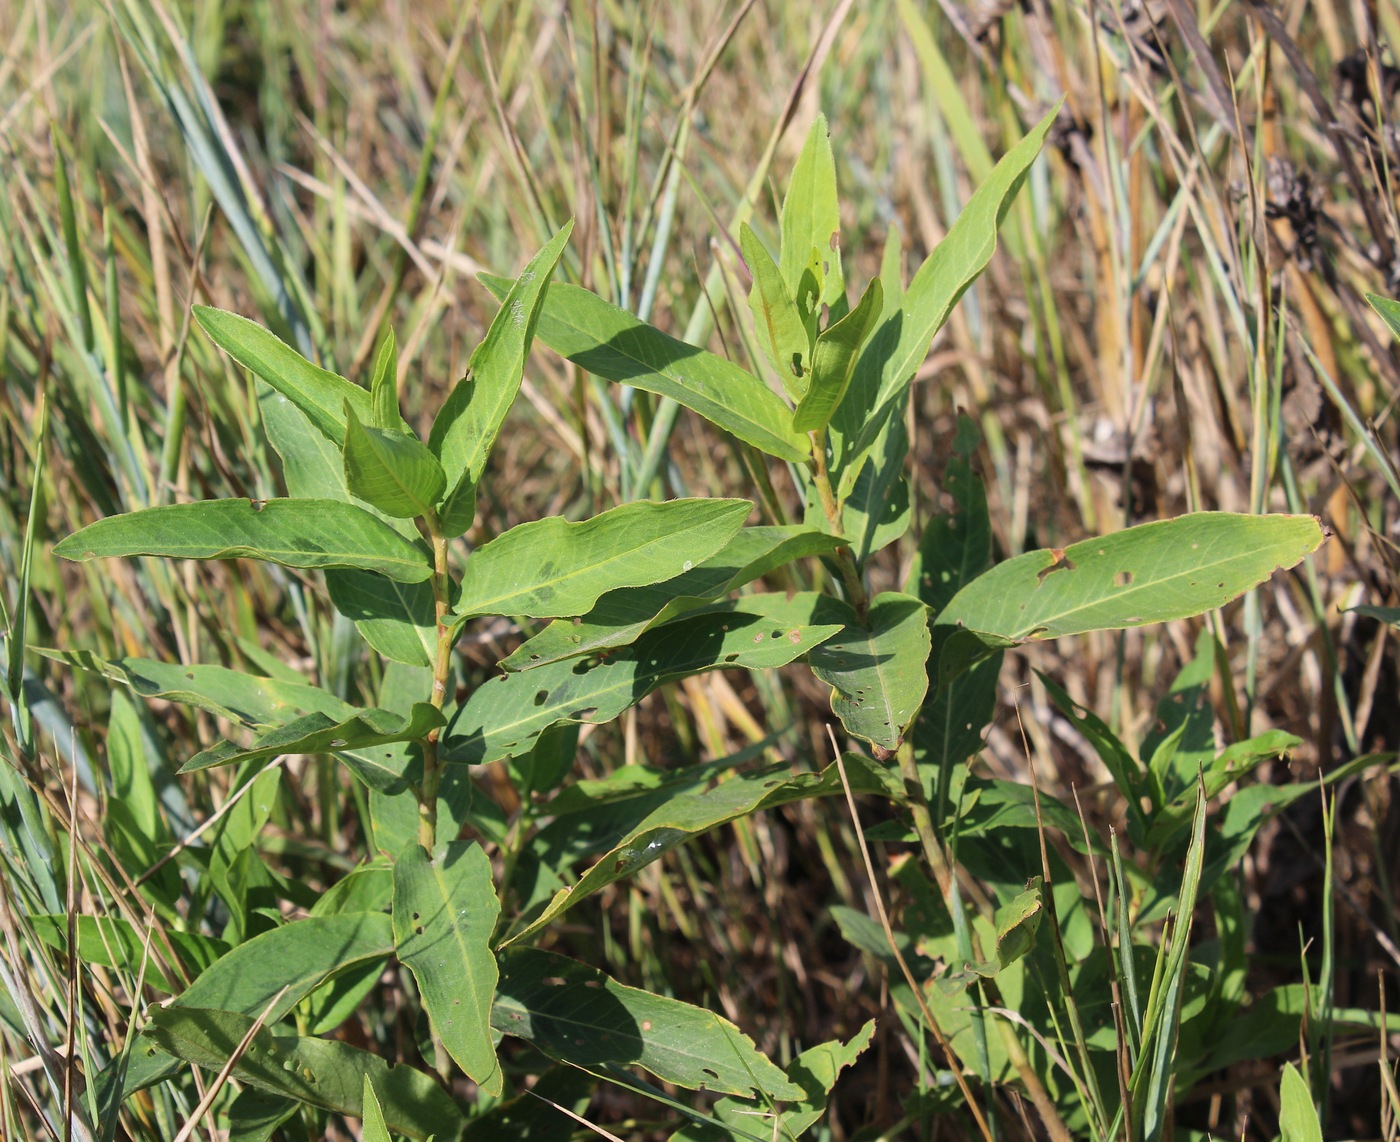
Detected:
[
  {"left": 724, "top": 653, "right": 739, "bottom": 663},
  {"left": 1115, "top": 570, "right": 1134, "bottom": 587},
  {"left": 533, "top": 690, "right": 549, "bottom": 707}
]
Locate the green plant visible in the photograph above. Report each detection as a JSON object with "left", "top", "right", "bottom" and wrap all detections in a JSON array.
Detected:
[{"left": 38, "top": 101, "right": 1338, "bottom": 1142}]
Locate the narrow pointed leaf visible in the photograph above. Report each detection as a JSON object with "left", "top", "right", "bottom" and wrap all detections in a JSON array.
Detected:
[
  {"left": 35, "top": 648, "right": 354, "bottom": 727},
  {"left": 369, "top": 329, "right": 399, "bottom": 428},
  {"left": 809, "top": 592, "right": 931, "bottom": 751},
  {"left": 501, "top": 526, "right": 844, "bottom": 669},
  {"left": 1279, "top": 1063, "right": 1324, "bottom": 1142},
  {"left": 831, "top": 104, "right": 1058, "bottom": 495},
  {"left": 793, "top": 277, "right": 883, "bottom": 433},
  {"left": 361, "top": 1077, "right": 393, "bottom": 1142},
  {"left": 431, "top": 222, "right": 573, "bottom": 532},
  {"left": 393, "top": 842, "right": 501, "bottom": 1094},
  {"left": 741, "top": 222, "right": 811, "bottom": 396},
  {"left": 143, "top": 1007, "right": 463, "bottom": 1141},
  {"left": 481, "top": 276, "right": 810, "bottom": 461},
  {"left": 181, "top": 702, "right": 443, "bottom": 773},
  {"left": 195, "top": 306, "right": 372, "bottom": 445},
  {"left": 325, "top": 570, "right": 435, "bottom": 667},
  {"left": 442, "top": 595, "right": 843, "bottom": 764},
  {"left": 936, "top": 513, "right": 1326, "bottom": 647},
  {"left": 841, "top": 408, "right": 910, "bottom": 563},
  {"left": 494, "top": 949, "right": 803, "bottom": 1099},
  {"left": 780, "top": 114, "right": 844, "bottom": 308},
  {"left": 453, "top": 498, "right": 751, "bottom": 621},
  {"left": 504, "top": 756, "right": 897, "bottom": 946},
  {"left": 55, "top": 499, "right": 433, "bottom": 583},
  {"left": 342, "top": 404, "right": 445, "bottom": 519}
]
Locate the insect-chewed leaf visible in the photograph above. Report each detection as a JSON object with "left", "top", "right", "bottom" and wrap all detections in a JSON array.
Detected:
[
  {"left": 194, "top": 306, "right": 374, "bottom": 445},
  {"left": 142, "top": 1006, "right": 464, "bottom": 1141},
  {"left": 494, "top": 948, "right": 803, "bottom": 1100},
  {"left": 441, "top": 594, "right": 843, "bottom": 765},
  {"left": 393, "top": 842, "right": 501, "bottom": 1095},
  {"left": 808, "top": 592, "right": 931, "bottom": 752},
  {"left": 741, "top": 222, "right": 811, "bottom": 397},
  {"left": 180, "top": 703, "right": 442, "bottom": 775},
  {"left": 452, "top": 498, "right": 751, "bottom": 622},
  {"left": 500, "top": 525, "right": 844, "bottom": 670},
  {"left": 936, "top": 513, "right": 1327, "bottom": 647},
  {"left": 431, "top": 222, "right": 573, "bottom": 537},
  {"left": 780, "top": 113, "right": 844, "bottom": 309},
  {"left": 793, "top": 276, "right": 883, "bottom": 434},
  {"left": 481, "top": 276, "right": 810, "bottom": 461},
  {"left": 54, "top": 499, "right": 433, "bottom": 583},
  {"left": 342, "top": 405, "right": 445, "bottom": 519}
]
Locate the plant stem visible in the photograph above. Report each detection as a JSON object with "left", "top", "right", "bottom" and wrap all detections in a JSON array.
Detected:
[
  {"left": 809, "top": 431, "right": 869, "bottom": 618},
  {"left": 419, "top": 520, "right": 453, "bottom": 852}
]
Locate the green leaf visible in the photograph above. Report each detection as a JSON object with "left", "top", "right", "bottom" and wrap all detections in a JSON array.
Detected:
[
  {"left": 501, "top": 525, "right": 844, "bottom": 670},
  {"left": 342, "top": 405, "right": 446, "bottom": 520},
  {"left": 503, "top": 755, "right": 897, "bottom": 946},
  {"left": 1367, "top": 290, "right": 1400, "bottom": 341},
  {"left": 792, "top": 277, "right": 882, "bottom": 433},
  {"left": 55, "top": 499, "right": 433, "bottom": 583},
  {"left": 949, "top": 878, "right": 1044, "bottom": 983},
  {"left": 741, "top": 222, "right": 811, "bottom": 396},
  {"left": 34, "top": 648, "right": 354, "bottom": 727},
  {"left": 181, "top": 703, "right": 442, "bottom": 775},
  {"left": 393, "top": 842, "right": 501, "bottom": 1095},
  {"left": 442, "top": 595, "right": 843, "bottom": 764},
  {"left": 325, "top": 570, "right": 436, "bottom": 668},
  {"left": 937, "top": 513, "right": 1326, "bottom": 646},
  {"left": 431, "top": 222, "right": 574, "bottom": 537},
  {"left": 808, "top": 592, "right": 931, "bottom": 751},
  {"left": 780, "top": 114, "right": 844, "bottom": 309},
  {"left": 142, "top": 1006, "right": 464, "bottom": 1141},
  {"left": 29, "top": 915, "right": 227, "bottom": 994},
  {"left": 195, "top": 306, "right": 373, "bottom": 446},
  {"left": 1351, "top": 603, "right": 1400, "bottom": 627},
  {"left": 361, "top": 1077, "right": 393, "bottom": 1142},
  {"left": 839, "top": 398, "right": 910, "bottom": 564},
  {"left": 369, "top": 330, "right": 399, "bottom": 429},
  {"left": 483, "top": 277, "right": 810, "bottom": 461},
  {"left": 669, "top": 1021, "right": 875, "bottom": 1141},
  {"left": 227, "top": 1090, "right": 298, "bottom": 1142},
  {"left": 453, "top": 498, "right": 751, "bottom": 622},
  {"left": 831, "top": 104, "right": 1059, "bottom": 497},
  {"left": 463, "top": 1067, "right": 595, "bottom": 1140},
  {"left": 494, "top": 948, "right": 804, "bottom": 1100}
]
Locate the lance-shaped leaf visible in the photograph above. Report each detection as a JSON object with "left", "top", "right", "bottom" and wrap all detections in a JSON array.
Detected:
[
  {"left": 945, "top": 878, "right": 1044, "bottom": 985},
  {"left": 780, "top": 113, "right": 844, "bottom": 309},
  {"left": 325, "top": 570, "right": 436, "bottom": 668},
  {"left": 741, "top": 222, "right": 811, "bottom": 396},
  {"left": 482, "top": 276, "right": 809, "bottom": 461},
  {"left": 809, "top": 592, "right": 931, "bottom": 752},
  {"left": 33, "top": 648, "right": 354, "bottom": 727},
  {"left": 342, "top": 405, "right": 446, "bottom": 520},
  {"left": 452, "top": 498, "right": 751, "bottom": 622},
  {"left": 793, "top": 276, "right": 883, "bottom": 433},
  {"left": 831, "top": 104, "right": 1059, "bottom": 497},
  {"left": 394, "top": 842, "right": 501, "bottom": 1094},
  {"left": 504, "top": 756, "right": 897, "bottom": 947},
  {"left": 181, "top": 702, "right": 443, "bottom": 774},
  {"left": 841, "top": 405, "right": 910, "bottom": 564},
  {"left": 143, "top": 1007, "right": 464, "bottom": 1141},
  {"left": 431, "top": 222, "right": 574, "bottom": 537},
  {"left": 442, "top": 595, "right": 843, "bottom": 764},
  {"left": 194, "top": 306, "right": 373, "bottom": 446},
  {"left": 55, "top": 499, "right": 433, "bottom": 583},
  {"left": 369, "top": 329, "right": 399, "bottom": 428},
  {"left": 501, "top": 525, "right": 844, "bottom": 670},
  {"left": 936, "top": 513, "right": 1327, "bottom": 648},
  {"left": 494, "top": 949, "right": 803, "bottom": 1100}
]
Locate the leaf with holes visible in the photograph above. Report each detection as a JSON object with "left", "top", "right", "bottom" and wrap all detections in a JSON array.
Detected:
[
  {"left": 741, "top": 222, "right": 811, "bottom": 396},
  {"left": 780, "top": 113, "right": 845, "bottom": 311},
  {"left": 809, "top": 592, "right": 931, "bottom": 752},
  {"left": 493, "top": 948, "right": 802, "bottom": 1099},
  {"left": 452, "top": 498, "right": 751, "bottom": 622},
  {"left": 442, "top": 595, "right": 843, "bottom": 765},
  {"left": 937, "top": 513, "right": 1326, "bottom": 648},
  {"left": 55, "top": 499, "right": 432, "bottom": 583},
  {"left": 393, "top": 842, "right": 501, "bottom": 1095}
]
